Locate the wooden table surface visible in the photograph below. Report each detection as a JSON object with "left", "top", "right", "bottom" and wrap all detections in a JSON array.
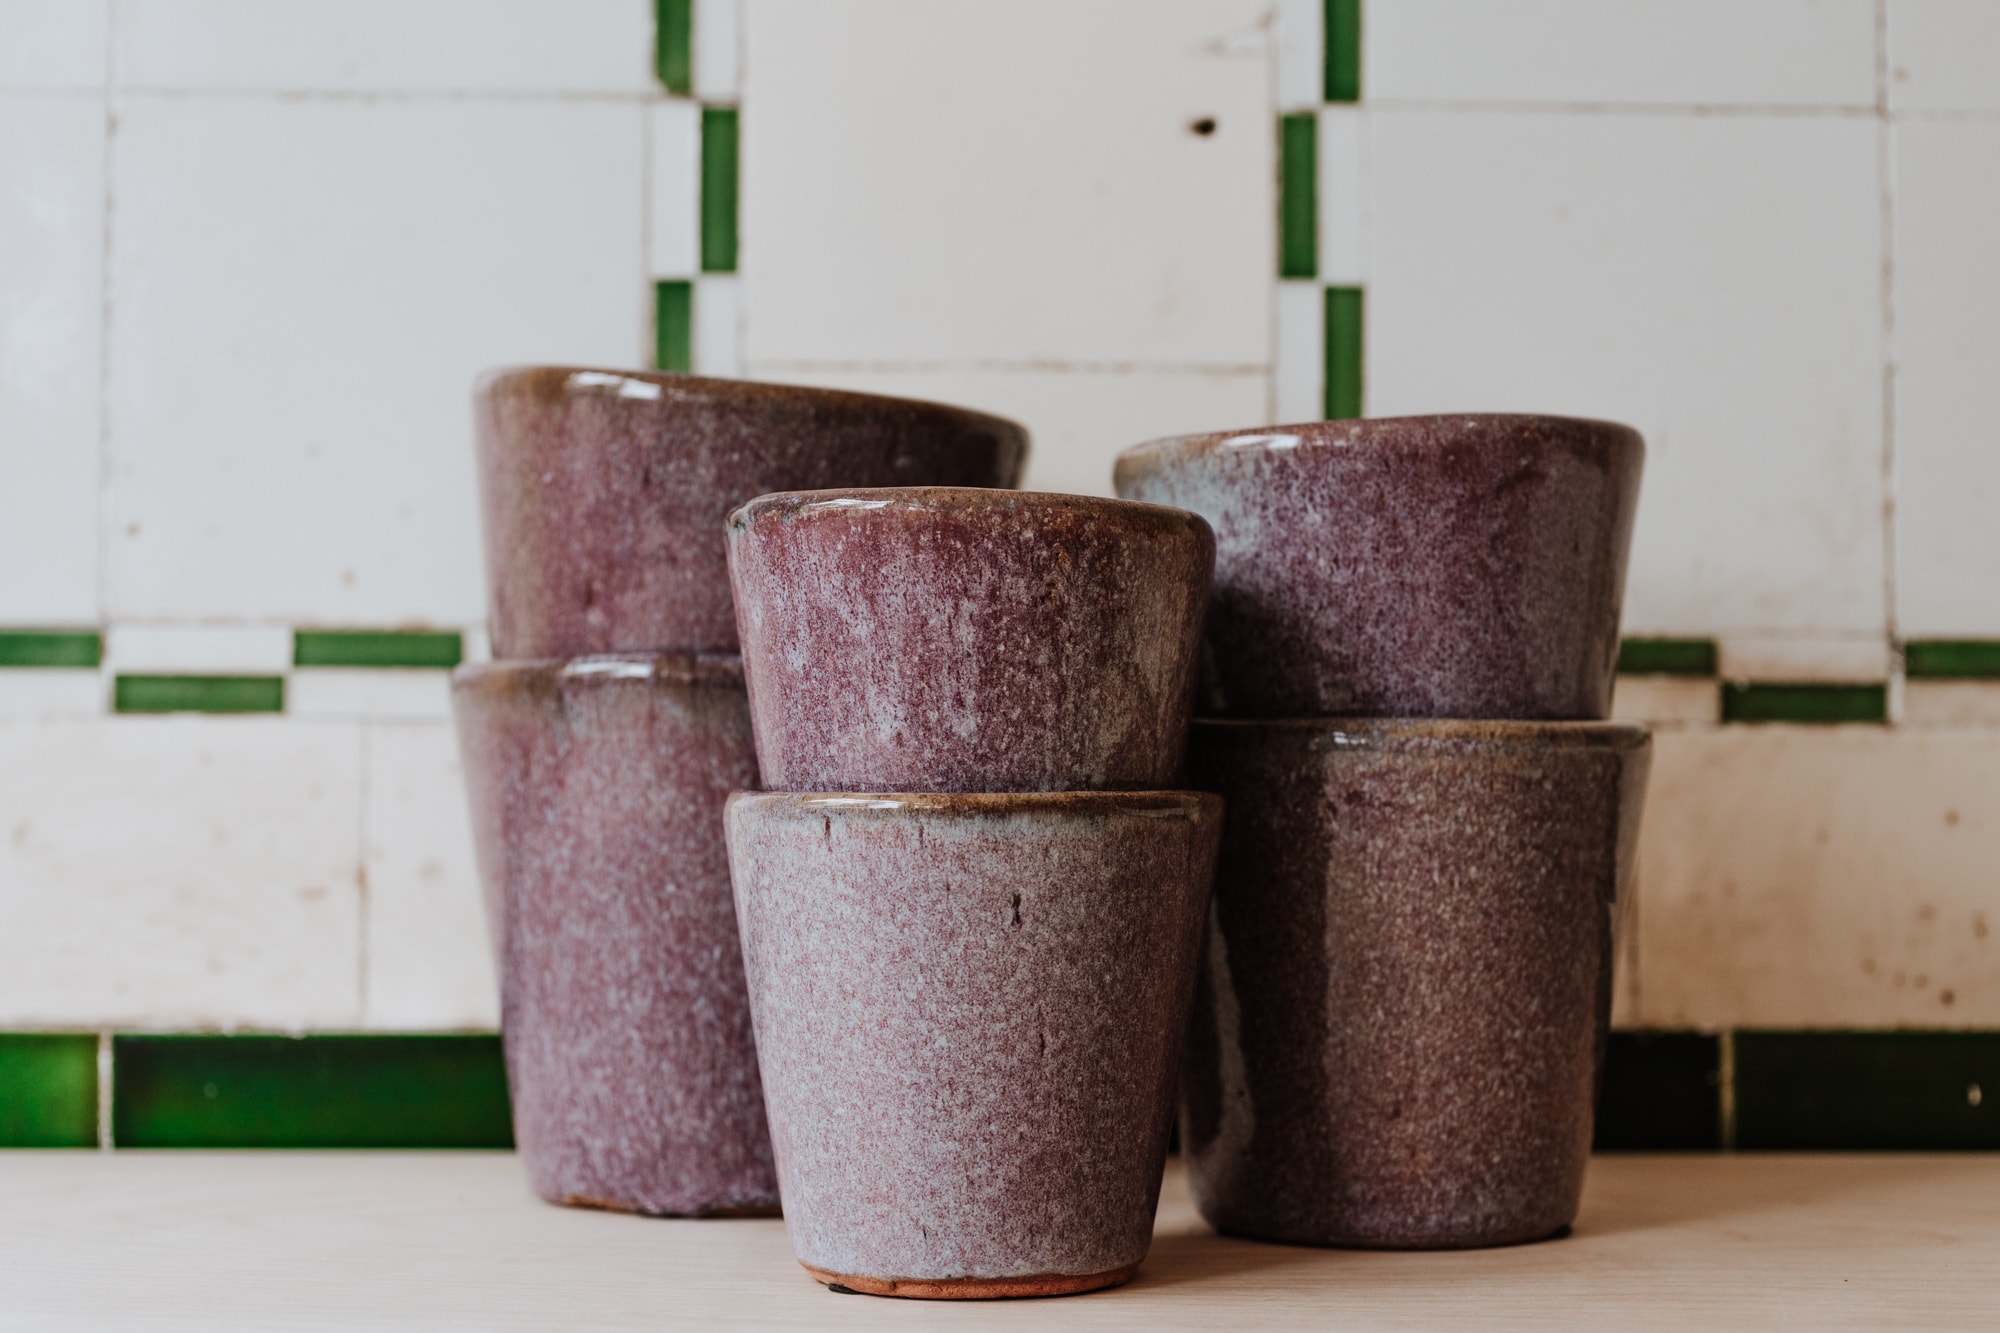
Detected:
[{"left": 0, "top": 1152, "right": 1994, "bottom": 1329}]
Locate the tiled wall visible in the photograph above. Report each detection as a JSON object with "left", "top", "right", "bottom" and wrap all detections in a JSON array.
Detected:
[{"left": 2, "top": 1, "right": 1997, "bottom": 1143}]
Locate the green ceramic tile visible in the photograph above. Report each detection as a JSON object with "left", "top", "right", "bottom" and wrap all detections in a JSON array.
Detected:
[
  {"left": 1735, "top": 1032, "right": 2000, "bottom": 1150},
  {"left": 1324, "top": 286, "right": 1364, "bottom": 420},
  {"left": 1617, "top": 637, "right": 1718, "bottom": 677},
  {"left": 292, "top": 630, "right": 461, "bottom": 670},
  {"left": 113, "top": 675, "right": 284, "bottom": 714},
  {"left": 701, "top": 107, "right": 739, "bottom": 274},
  {"left": 1324, "top": 0, "right": 1361, "bottom": 103},
  {"left": 0, "top": 1034, "right": 97, "bottom": 1148},
  {"left": 1594, "top": 1032, "right": 1721, "bottom": 1151},
  {"left": 0, "top": 630, "right": 100, "bottom": 669},
  {"left": 1905, "top": 640, "right": 2000, "bottom": 679},
  {"left": 655, "top": 0, "right": 692, "bottom": 94},
  {"left": 1721, "top": 682, "right": 1886, "bottom": 725},
  {"left": 1279, "top": 113, "right": 1317, "bottom": 280},
  {"left": 656, "top": 280, "right": 694, "bottom": 373},
  {"left": 112, "top": 1035, "right": 513, "bottom": 1149}
]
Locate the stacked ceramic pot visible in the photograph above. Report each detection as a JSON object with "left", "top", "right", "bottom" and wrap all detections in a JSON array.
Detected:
[
  {"left": 1116, "top": 414, "right": 1653, "bottom": 1249},
  {"left": 453, "top": 368, "right": 1025, "bottom": 1217},
  {"left": 723, "top": 488, "right": 1224, "bottom": 1296}
]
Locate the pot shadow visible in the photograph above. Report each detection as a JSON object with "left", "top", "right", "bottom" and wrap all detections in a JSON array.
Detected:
[{"left": 1131, "top": 1218, "right": 1337, "bottom": 1291}]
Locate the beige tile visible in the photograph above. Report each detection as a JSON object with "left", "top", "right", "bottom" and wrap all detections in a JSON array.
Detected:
[
  {"left": 1717, "top": 632, "right": 1892, "bottom": 684},
  {"left": 1904, "top": 681, "right": 2000, "bottom": 727},
  {"left": 1611, "top": 676, "right": 1720, "bottom": 727}
]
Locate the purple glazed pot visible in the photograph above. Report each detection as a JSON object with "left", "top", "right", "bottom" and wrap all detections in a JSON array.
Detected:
[
  {"left": 453, "top": 653, "right": 777, "bottom": 1217},
  {"left": 1181, "top": 718, "right": 1651, "bottom": 1249},
  {"left": 725, "top": 791, "right": 1223, "bottom": 1298},
  {"left": 475, "top": 368, "right": 1028, "bottom": 659},
  {"left": 1113, "top": 415, "right": 1643, "bottom": 720},
  {"left": 726, "top": 488, "right": 1214, "bottom": 793}
]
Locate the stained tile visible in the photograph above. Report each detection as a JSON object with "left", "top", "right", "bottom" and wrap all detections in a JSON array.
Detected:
[
  {"left": 1718, "top": 632, "right": 1892, "bottom": 685},
  {"left": 1904, "top": 682, "right": 2000, "bottom": 727},
  {"left": 0, "top": 1033, "right": 97, "bottom": 1148},
  {"left": 0, "top": 0, "right": 107, "bottom": 90},
  {"left": 1611, "top": 677, "right": 1720, "bottom": 727},
  {"left": 1735, "top": 1032, "right": 2000, "bottom": 1150},
  {"left": 113, "top": 676, "right": 285, "bottom": 715},
  {"left": 1594, "top": 1033, "right": 1721, "bottom": 1152},
  {"left": 1888, "top": 0, "right": 2000, "bottom": 112},
  {"left": 293, "top": 630, "right": 461, "bottom": 670}
]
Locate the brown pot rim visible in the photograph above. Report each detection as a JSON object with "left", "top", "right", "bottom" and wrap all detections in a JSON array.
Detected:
[
  {"left": 1193, "top": 716, "right": 1650, "bottom": 752},
  {"left": 1115, "top": 412, "right": 1643, "bottom": 475},
  {"left": 725, "top": 486, "right": 1211, "bottom": 539},
  {"left": 453, "top": 652, "right": 745, "bottom": 694},
  {"left": 728, "top": 790, "right": 1223, "bottom": 820},
  {"left": 801, "top": 1261, "right": 1138, "bottom": 1300}
]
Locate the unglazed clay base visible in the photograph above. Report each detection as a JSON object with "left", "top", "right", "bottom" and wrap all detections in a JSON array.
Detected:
[{"left": 802, "top": 1262, "right": 1139, "bottom": 1300}]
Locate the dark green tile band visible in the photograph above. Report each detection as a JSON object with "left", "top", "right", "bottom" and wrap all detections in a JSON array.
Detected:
[
  {"left": 1278, "top": 113, "right": 1317, "bottom": 279},
  {"left": 1595, "top": 1032, "right": 1722, "bottom": 1151},
  {"left": 0, "top": 1034, "right": 97, "bottom": 1148},
  {"left": 1905, "top": 640, "right": 2000, "bottom": 679},
  {"left": 114, "top": 675, "right": 284, "bottom": 715},
  {"left": 1324, "top": 285, "right": 1364, "bottom": 420},
  {"left": 1735, "top": 1032, "right": 2000, "bottom": 1150},
  {"left": 1618, "top": 637, "right": 1718, "bottom": 677},
  {"left": 112, "top": 1035, "right": 513, "bottom": 1149},
  {"left": 655, "top": 0, "right": 691, "bottom": 94},
  {"left": 656, "top": 279, "right": 694, "bottom": 373},
  {"left": 700, "top": 107, "right": 739, "bottom": 274},
  {"left": 0, "top": 630, "right": 101, "bottom": 669},
  {"left": 1721, "top": 682, "right": 1887, "bottom": 724},
  {"left": 293, "top": 630, "right": 462, "bottom": 670},
  {"left": 1324, "top": 0, "right": 1361, "bottom": 103}
]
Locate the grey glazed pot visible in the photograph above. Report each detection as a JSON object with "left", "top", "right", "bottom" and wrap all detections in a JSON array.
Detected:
[
  {"left": 1180, "top": 718, "right": 1651, "bottom": 1249},
  {"left": 453, "top": 654, "right": 777, "bottom": 1217},
  {"left": 726, "top": 488, "right": 1214, "bottom": 793},
  {"left": 1114, "top": 415, "right": 1643, "bottom": 720},
  {"left": 475, "top": 368, "right": 1028, "bottom": 659},
  {"left": 726, "top": 791, "right": 1224, "bottom": 1298}
]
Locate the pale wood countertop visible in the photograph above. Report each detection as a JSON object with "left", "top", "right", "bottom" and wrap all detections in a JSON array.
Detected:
[{"left": 1, "top": 1152, "right": 1994, "bottom": 1328}]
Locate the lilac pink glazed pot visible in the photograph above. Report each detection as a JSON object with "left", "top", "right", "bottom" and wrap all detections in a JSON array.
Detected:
[
  {"left": 725, "top": 791, "right": 1224, "bottom": 1298},
  {"left": 453, "top": 653, "right": 777, "bottom": 1217},
  {"left": 1180, "top": 717, "right": 1651, "bottom": 1249},
  {"left": 725, "top": 488, "right": 1214, "bottom": 793},
  {"left": 1113, "top": 415, "right": 1643, "bottom": 720},
  {"left": 475, "top": 368, "right": 1028, "bottom": 659}
]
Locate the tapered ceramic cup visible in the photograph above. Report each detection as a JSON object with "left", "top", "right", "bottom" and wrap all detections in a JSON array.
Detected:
[
  {"left": 1114, "top": 415, "right": 1643, "bottom": 720},
  {"left": 475, "top": 369, "right": 1028, "bottom": 659},
  {"left": 454, "top": 653, "right": 777, "bottom": 1217},
  {"left": 1180, "top": 718, "right": 1651, "bottom": 1249},
  {"left": 726, "top": 791, "right": 1224, "bottom": 1298},
  {"left": 726, "top": 488, "right": 1214, "bottom": 793}
]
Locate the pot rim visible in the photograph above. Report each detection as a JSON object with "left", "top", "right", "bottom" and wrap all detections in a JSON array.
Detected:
[
  {"left": 727, "top": 790, "right": 1223, "bottom": 820},
  {"left": 453, "top": 651, "right": 745, "bottom": 693},
  {"left": 725, "top": 486, "right": 1211, "bottom": 538},
  {"left": 1115, "top": 412, "right": 1642, "bottom": 475},
  {"left": 1193, "top": 715, "right": 1649, "bottom": 752}
]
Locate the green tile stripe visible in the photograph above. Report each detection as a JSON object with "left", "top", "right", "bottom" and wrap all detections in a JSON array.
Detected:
[
  {"left": 1905, "top": 640, "right": 2000, "bottom": 679},
  {"left": 701, "top": 107, "right": 739, "bottom": 274},
  {"left": 0, "top": 1034, "right": 98, "bottom": 1148},
  {"left": 1595, "top": 1032, "right": 1722, "bottom": 1151},
  {"left": 114, "top": 675, "right": 284, "bottom": 715},
  {"left": 1722, "top": 682, "right": 1887, "bottom": 724},
  {"left": 655, "top": 0, "right": 692, "bottom": 95},
  {"left": 112, "top": 1035, "right": 512, "bottom": 1149},
  {"left": 293, "top": 630, "right": 462, "bottom": 670},
  {"left": 1618, "top": 637, "right": 1718, "bottom": 677},
  {"left": 0, "top": 630, "right": 100, "bottom": 669},
  {"left": 1324, "top": 0, "right": 1361, "bottom": 103},
  {"left": 656, "top": 279, "right": 694, "bottom": 373},
  {"left": 1735, "top": 1032, "right": 2000, "bottom": 1150},
  {"left": 1324, "top": 286, "right": 1363, "bottom": 420},
  {"left": 1278, "top": 113, "right": 1317, "bottom": 279}
]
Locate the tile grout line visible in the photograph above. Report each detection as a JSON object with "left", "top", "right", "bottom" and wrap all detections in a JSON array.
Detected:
[
  {"left": 355, "top": 723, "right": 371, "bottom": 1026},
  {"left": 1718, "top": 1030, "right": 1737, "bottom": 1150},
  {"left": 92, "top": 0, "right": 118, "bottom": 713},
  {"left": 1876, "top": 0, "right": 1904, "bottom": 726}
]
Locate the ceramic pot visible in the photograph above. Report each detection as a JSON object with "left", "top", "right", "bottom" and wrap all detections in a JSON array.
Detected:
[
  {"left": 453, "top": 653, "right": 777, "bottom": 1217},
  {"left": 1180, "top": 718, "right": 1651, "bottom": 1249},
  {"left": 726, "top": 790, "right": 1224, "bottom": 1297},
  {"left": 475, "top": 368, "right": 1028, "bottom": 659},
  {"left": 726, "top": 488, "right": 1214, "bottom": 793},
  {"left": 1113, "top": 414, "right": 1643, "bottom": 720}
]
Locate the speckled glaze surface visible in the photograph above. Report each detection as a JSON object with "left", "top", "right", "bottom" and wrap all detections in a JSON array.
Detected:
[
  {"left": 1181, "top": 718, "right": 1651, "bottom": 1249},
  {"left": 1113, "top": 415, "right": 1643, "bottom": 720},
  {"left": 726, "top": 489, "right": 1214, "bottom": 793},
  {"left": 475, "top": 368, "right": 1028, "bottom": 659},
  {"left": 452, "top": 654, "right": 777, "bottom": 1217},
  {"left": 725, "top": 791, "right": 1224, "bottom": 1296}
]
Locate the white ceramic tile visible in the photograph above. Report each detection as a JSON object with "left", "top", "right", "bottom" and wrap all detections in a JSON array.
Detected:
[
  {"left": 1275, "top": 0, "right": 1321, "bottom": 111},
  {"left": 289, "top": 670, "right": 451, "bottom": 721},
  {"left": 1888, "top": 0, "right": 2000, "bottom": 112},
  {"left": 694, "top": 0, "right": 740, "bottom": 102},
  {"left": 648, "top": 100, "right": 699, "bottom": 278},
  {"left": 1718, "top": 632, "right": 1892, "bottom": 684},
  {"left": 760, "top": 366, "right": 1269, "bottom": 499},
  {"left": 1633, "top": 727, "right": 2000, "bottom": 1029},
  {"left": 1893, "top": 121, "right": 2000, "bottom": 639},
  {"left": 1316, "top": 106, "right": 1365, "bottom": 286},
  {"left": 361, "top": 720, "right": 496, "bottom": 1030},
  {"left": 112, "top": 0, "right": 652, "bottom": 94},
  {"left": 104, "top": 624, "right": 291, "bottom": 673},
  {"left": 693, "top": 275, "right": 741, "bottom": 377},
  {"left": 1611, "top": 677, "right": 1721, "bottom": 727},
  {"left": 460, "top": 624, "right": 491, "bottom": 665},
  {"left": 1272, "top": 282, "right": 1321, "bottom": 425},
  {"left": 0, "top": 717, "right": 362, "bottom": 1029},
  {"left": 0, "top": 671, "right": 103, "bottom": 717},
  {"left": 1367, "top": 0, "right": 1878, "bottom": 108},
  {"left": 0, "top": 94, "right": 103, "bottom": 625},
  {"left": 741, "top": 0, "right": 1272, "bottom": 367},
  {"left": 1368, "top": 110, "right": 1887, "bottom": 642},
  {"left": 1904, "top": 682, "right": 2000, "bottom": 727},
  {"left": 105, "top": 97, "right": 645, "bottom": 625},
  {"left": 0, "top": 0, "right": 107, "bottom": 90}
]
